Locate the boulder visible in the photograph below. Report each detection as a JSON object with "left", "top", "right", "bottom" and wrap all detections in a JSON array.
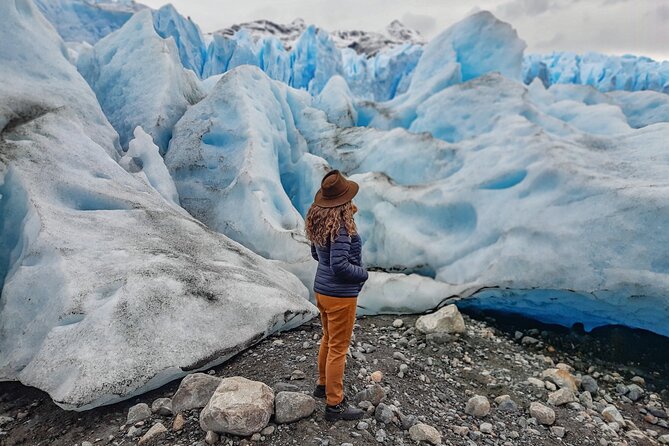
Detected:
[
  {"left": 548, "top": 388, "right": 575, "bottom": 406},
  {"left": 172, "top": 373, "right": 222, "bottom": 413},
  {"left": 415, "top": 305, "right": 465, "bottom": 334},
  {"left": 274, "top": 392, "right": 316, "bottom": 423},
  {"left": 200, "top": 377, "right": 274, "bottom": 435},
  {"left": 529, "top": 402, "right": 555, "bottom": 425}
]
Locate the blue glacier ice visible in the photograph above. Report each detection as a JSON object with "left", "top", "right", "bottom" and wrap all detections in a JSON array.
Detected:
[
  {"left": 524, "top": 52, "right": 669, "bottom": 94},
  {"left": 165, "top": 66, "right": 327, "bottom": 262},
  {"left": 152, "top": 4, "right": 207, "bottom": 77},
  {"left": 169, "top": 58, "right": 669, "bottom": 337},
  {"left": 359, "top": 11, "right": 527, "bottom": 130},
  {"left": 34, "top": 0, "right": 142, "bottom": 44},
  {"left": 341, "top": 43, "right": 422, "bottom": 101},
  {"left": 77, "top": 9, "right": 203, "bottom": 153},
  {"left": 0, "top": 0, "right": 314, "bottom": 411}
]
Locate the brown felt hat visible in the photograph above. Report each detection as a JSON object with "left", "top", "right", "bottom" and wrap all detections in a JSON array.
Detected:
[{"left": 313, "top": 170, "right": 359, "bottom": 208}]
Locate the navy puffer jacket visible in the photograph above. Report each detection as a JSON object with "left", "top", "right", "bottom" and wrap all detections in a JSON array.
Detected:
[{"left": 311, "top": 224, "right": 368, "bottom": 297}]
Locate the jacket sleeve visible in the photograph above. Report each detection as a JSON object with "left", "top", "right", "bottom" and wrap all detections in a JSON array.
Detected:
[
  {"left": 310, "top": 243, "right": 319, "bottom": 261},
  {"left": 349, "top": 235, "right": 362, "bottom": 266},
  {"left": 329, "top": 226, "right": 369, "bottom": 283}
]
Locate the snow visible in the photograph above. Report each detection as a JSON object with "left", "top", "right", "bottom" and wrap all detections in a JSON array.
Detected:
[
  {"left": 77, "top": 9, "right": 204, "bottom": 153},
  {"left": 0, "top": 0, "right": 315, "bottom": 410}
]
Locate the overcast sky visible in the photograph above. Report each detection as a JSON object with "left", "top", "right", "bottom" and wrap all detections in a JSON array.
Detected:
[{"left": 141, "top": 0, "right": 669, "bottom": 61}]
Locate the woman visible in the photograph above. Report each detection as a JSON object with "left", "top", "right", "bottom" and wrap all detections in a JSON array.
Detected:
[{"left": 305, "top": 169, "right": 368, "bottom": 421}]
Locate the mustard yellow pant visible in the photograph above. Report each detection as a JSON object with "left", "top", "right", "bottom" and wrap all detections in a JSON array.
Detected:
[{"left": 315, "top": 292, "right": 358, "bottom": 406}]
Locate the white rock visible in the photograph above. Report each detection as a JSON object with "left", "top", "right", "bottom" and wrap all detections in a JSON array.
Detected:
[{"left": 415, "top": 305, "right": 465, "bottom": 334}]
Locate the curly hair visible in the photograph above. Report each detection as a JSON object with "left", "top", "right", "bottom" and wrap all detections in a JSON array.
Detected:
[{"left": 305, "top": 201, "right": 357, "bottom": 247}]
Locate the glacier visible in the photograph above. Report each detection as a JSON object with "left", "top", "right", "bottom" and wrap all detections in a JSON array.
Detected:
[
  {"left": 524, "top": 52, "right": 669, "bottom": 94},
  {"left": 2, "top": 0, "right": 669, "bottom": 411},
  {"left": 0, "top": 0, "right": 316, "bottom": 410},
  {"left": 34, "top": 0, "right": 143, "bottom": 44},
  {"left": 152, "top": 3, "right": 207, "bottom": 77},
  {"left": 34, "top": 1, "right": 669, "bottom": 99},
  {"left": 77, "top": 8, "right": 204, "bottom": 153}
]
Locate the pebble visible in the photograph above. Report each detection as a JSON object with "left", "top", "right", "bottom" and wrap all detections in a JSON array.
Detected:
[
  {"left": 581, "top": 375, "right": 599, "bottom": 394},
  {"left": 497, "top": 399, "right": 518, "bottom": 412},
  {"left": 452, "top": 425, "right": 469, "bottom": 436},
  {"left": 627, "top": 384, "right": 644, "bottom": 402},
  {"left": 529, "top": 402, "right": 556, "bottom": 425},
  {"left": 601, "top": 405, "right": 625, "bottom": 424},
  {"left": 205, "top": 431, "right": 219, "bottom": 445},
  {"left": 127, "top": 403, "right": 151, "bottom": 425},
  {"left": 125, "top": 426, "right": 142, "bottom": 438},
  {"left": 480, "top": 422, "right": 493, "bottom": 434},
  {"left": 370, "top": 370, "right": 383, "bottom": 383},
  {"left": 354, "top": 384, "right": 386, "bottom": 406},
  {"left": 465, "top": 395, "right": 490, "bottom": 417},
  {"left": 527, "top": 377, "right": 545, "bottom": 388},
  {"left": 290, "top": 369, "right": 305, "bottom": 380},
  {"left": 260, "top": 425, "right": 275, "bottom": 435},
  {"left": 150, "top": 398, "right": 173, "bottom": 416},
  {"left": 0, "top": 416, "right": 13, "bottom": 427},
  {"left": 551, "top": 426, "right": 566, "bottom": 438},
  {"left": 137, "top": 422, "right": 167, "bottom": 446},
  {"left": 172, "top": 413, "right": 185, "bottom": 431},
  {"left": 548, "top": 388, "right": 576, "bottom": 406},
  {"left": 374, "top": 403, "right": 393, "bottom": 424},
  {"left": 392, "top": 319, "right": 404, "bottom": 328},
  {"left": 409, "top": 423, "right": 442, "bottom": 445},
  {"left": 631, "top": 376, "right": 646, "bottom": 386},
  {"left": 356, "top": 421, "right": 369, "bottom": 430}
]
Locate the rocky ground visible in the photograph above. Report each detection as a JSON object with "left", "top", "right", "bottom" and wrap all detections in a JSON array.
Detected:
[{"left": 1, "top": 307, "right": 669, "bottom": 446}]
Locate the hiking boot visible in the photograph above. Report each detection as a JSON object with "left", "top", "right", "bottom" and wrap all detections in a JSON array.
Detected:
[
  {"left": 313, "top": 384, "right": 326, "bottom": 399},
  {"left": 325, "top": 396, "right": 364, "bottom": 421}
]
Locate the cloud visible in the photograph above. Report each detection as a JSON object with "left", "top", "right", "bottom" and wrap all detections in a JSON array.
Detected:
[
  {"left": 400, "top": 12, "right": 437, "bottom": 36},
  {"left": 657, "top": 4, "right": 669, "bottom": 21},
  {"left": 497, "top": 0, "right": 552, "bottom": 17},
  {"left": 535, "top": 32, "right": 565, "bottom": 50}
]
